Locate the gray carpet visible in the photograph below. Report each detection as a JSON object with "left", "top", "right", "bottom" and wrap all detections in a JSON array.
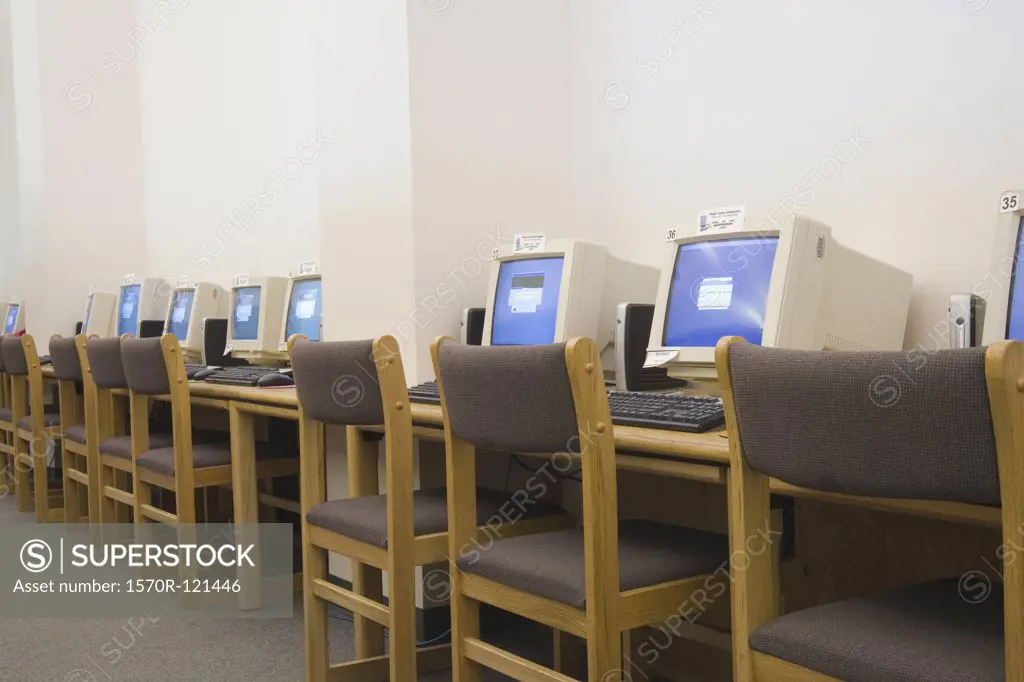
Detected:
[{"left": 0, "top": 496, "right": 546, "bottom": 681}]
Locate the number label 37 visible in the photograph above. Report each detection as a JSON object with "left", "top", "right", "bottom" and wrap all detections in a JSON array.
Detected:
[{"left": 1001, "top": 191, "right": 1020, "bottom": 214}]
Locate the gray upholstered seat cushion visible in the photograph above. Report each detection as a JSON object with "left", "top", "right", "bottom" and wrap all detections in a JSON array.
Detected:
[
  {"left": 100, "top": 430, "right": 231, "bottom": 461},
  {"left": 457, "top": 520, "right": 728, "bottom": 608},
  {"left": 749, "top": 579, "right": 1004, "bottom": 682},
  {"left": 306, "top": 487, "right": 563, "bottom": 548},
  {"left": 63, "top": 424, "right": 87, "bottom": 444},
  {"left": 136, "top": 438, "right": 291, "bottom": 476},
  {"left": 99, "top": 432, "right": 176, "bottom": 460},
  {"left": 17, "top": 411, "right": 61, "bottom": 429}
]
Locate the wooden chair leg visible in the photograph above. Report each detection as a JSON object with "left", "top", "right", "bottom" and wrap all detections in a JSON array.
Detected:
[
  {"left": 114, "top": 470, "right": 132, "bottom": 523},
  {"left": 451, "top": 585, "right": 482, "bottom": 682},
  {"left": 352, "top": 562, "right": 386, "bottom": 658},
  {"left": 586, "top": 613, "right": 622, "bottom": 682},
  {"left": 303, "top": 532, "right": 330, "bottom": 682},
  {"left": 388, "top": 555, "right": 417, "bottom": 680},
  {"left": 63, "top": 453, "right": 81, "bottom": 523},
  {"left": 15, "top": 438, "right": 32, "bottom": 512}
]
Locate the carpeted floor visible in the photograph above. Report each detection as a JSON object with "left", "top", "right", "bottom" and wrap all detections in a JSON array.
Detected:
[{"left": 0, "top": 496, "right": 551, "bottom": 681}]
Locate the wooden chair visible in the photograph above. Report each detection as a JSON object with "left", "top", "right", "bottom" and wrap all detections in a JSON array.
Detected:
[
  {"left": 0, "top": 347, "right": 14, "bottom": 493},
  {"left": 289, "top": 335, "right": 573, "bottom": 682},
  {"left": 84, "top": 335, "right": 144, "bottom": 523},
  {"left": 49, "top": 335, "right": 89, "bottom": 523},
  {"left": 432, "top": 336, "right": 732, "bottom": 682},
  {"left": 717, "top": 337, "right": 1022, "bottom": 682},
  {"left": 2, "top": 335, "right": 64, "bottom": 521},
  {"left": 120, "top": 334, "right": 298, "bottom": 528}
]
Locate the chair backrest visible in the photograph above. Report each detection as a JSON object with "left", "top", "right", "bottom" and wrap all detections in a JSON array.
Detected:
[
  {"left": 290, "top": 338, "right": 388, "bottom": 426},
  {"left": 1, "top": 336, "right": 28, "bottom": 376},
  {"left": 49, "top": 336, "right": 83, "bottom": 382},
  {"left": 86, "top": 338, "right": 128, "bottom": 389},
  {"left": 121, "top": 336, "right": 172, "bottom": 396},
  {"left": 722, "top": 341, "right": 1000, "bottom": 506},
  {"left": 432, "top": 340, "right": 580, "bottom": 454}
]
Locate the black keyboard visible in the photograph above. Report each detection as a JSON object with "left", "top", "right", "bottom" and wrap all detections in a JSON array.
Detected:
[
  {"left": 408, "top": 380, "right": 441, "bottom": 405},
  {"left": 184, "top": 363, "right": 214, "bottom": 380},
  {"left": 203, "top": 366, "right": 288, "bottom": 386},
  {"left": 607, "top": 391, "right": 724, "bottom": 433},
  {"left": 406, "top": 382, "right": 725, "bottom": 433}
]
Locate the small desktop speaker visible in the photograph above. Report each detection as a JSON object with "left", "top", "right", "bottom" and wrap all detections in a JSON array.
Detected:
[{"left": 949, "top": 294, "right": 985, "bottom": 348}]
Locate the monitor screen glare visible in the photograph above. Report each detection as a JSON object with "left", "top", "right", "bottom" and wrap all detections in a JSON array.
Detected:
[
  {"left": 491, "top": 257, "right": 564, "bottom": 345},
  {"left": 167, "top": 289, "right": 195, "bottom": 340},
  {"left": 663, "top": 237, "right": 779, "bottom": 347},
  {"left": 4, "top": 305, "right": 19, "bottom": 334},
  {"left": 285, "top": 278, "right": 322, "bottom": 341},
  {"left": 232, "top": 286, "right": 262, "bottom": 341},
  {"left": 117, "top": 285, "right": 141, "bottom": 337}
]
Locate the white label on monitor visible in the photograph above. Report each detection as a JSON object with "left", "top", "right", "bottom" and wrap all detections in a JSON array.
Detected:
[
  {"left": 8, "top": 295, "right": 16, "bottom": 304},
  {"left": 643, "top": 349, "right": 678, "bottom": 368},
  {"left": 236, "top": 304, "right": 252, "bottom": 322},
  {"left": 123, "top": 273, "right": 135, "bottom": 286},
  {"left": 1000, "top": 191, "right": 1021, "bottom": 214},
  {"left": 513, "top": 233, "right": 546, "bottom": 254},
  {"left": 235, "top": 273, "right": 249, "bottom": 286},
  {"left": 298, "top": 261, "right": 318, "bottom": 275},
  {"left": 295, "top": 300, "right": 316, "bottom": 319},
  {"left": 177, "top": 274, "right": 190, "bottom": 287},
  {"left": 697, "top": 206, "right": 746, "bottom": 233},
  {"left": 696, "top": 276, "right": 734, "bottom": 310}
]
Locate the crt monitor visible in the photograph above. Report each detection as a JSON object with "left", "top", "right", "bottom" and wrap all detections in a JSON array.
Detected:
[
  {"left": 3, "top": 300, "right": 23, "bottom": 335},
  {"left": 164, "top": 282, "right": 228, "bottom": 354},
  {"left": 279, "top": 275, "right": 322, "bottom": 348},
  {"left": 82, "top": 291, "right": 118, "bottom": 337},
  {"left": 982, "top": 194, "right": 1024, "bottom": 344},
  {"left": 648, "top": 214, "right": 913, "bottom": 381},
  {"left": 482, "top": 239, "right": 659, "bottom": 378},
  {"left": 226, "top": 276, "right": 288, "bottom": 355},
  {"left": 116, "top": 278, "right": 172, "bottom": 337}
]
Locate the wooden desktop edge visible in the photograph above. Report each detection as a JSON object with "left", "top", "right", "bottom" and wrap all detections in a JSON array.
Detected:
[{"left": 40, "top": 366, "right": 1002, "bottom": 526}]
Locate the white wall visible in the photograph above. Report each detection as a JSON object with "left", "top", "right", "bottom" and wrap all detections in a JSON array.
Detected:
[
  {"left": 573, "top": 0, "right": 1024, "bottom": 347},
  {"left": 138, "top": 0, "right": 319, "bottom": 289}
]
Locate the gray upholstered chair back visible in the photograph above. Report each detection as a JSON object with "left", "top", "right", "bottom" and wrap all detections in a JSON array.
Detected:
[
  {"left": 726, "top": 343, "right": 1000, "bottom": 506},
  {"left": 86, "top": 338, "right": 128, "bottom": 389},
  {"left": 291, "top": 339, "right": 385, "bottom": 426},
  {"left": 435, "top": 340, "right": 579, "bottom": 454},
  {"left": 49, "top": 337, "right": 82, "bottom": 382},
  {"left": 0, "top": 340, "right": 6, "bottom": 372},
  {"left": 121, "top": 337, "right": 171, "bottom": 396},
  {"left": 1, "top": 337, "right": 28, "bottom": 376}
]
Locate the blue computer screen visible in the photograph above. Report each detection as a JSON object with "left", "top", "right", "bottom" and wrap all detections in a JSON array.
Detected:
[
  {"left": 663, "top": 237, "right": 779, "bottom": 347},
  {"left": 166, "top": 290, "right": 195, "bottom": 340},
  {"left": 285, "top": 278, "right": 322, "bottom": 341},
  {"left": 117, "top": 285, "right": 141, "bottom": 337},
  {"left": 4, "top": 305, "right": 19, "bottom": 334},
  {"left": 232, "top": 286, "right": 262, "bottom": 341},
  {"left": 491, "top": 257, "right": 564, "bottom": 345},
  {"left": 1006, "top": 218, "right": 1024, "bottom": 340}
]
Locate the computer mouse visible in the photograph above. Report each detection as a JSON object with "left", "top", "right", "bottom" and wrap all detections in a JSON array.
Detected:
[
  {"left": 257, "top": 372, "right": 295, "bottom": 388},
  {"left": 193, "top": 367, "right": 222, "bottom": 380}
]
